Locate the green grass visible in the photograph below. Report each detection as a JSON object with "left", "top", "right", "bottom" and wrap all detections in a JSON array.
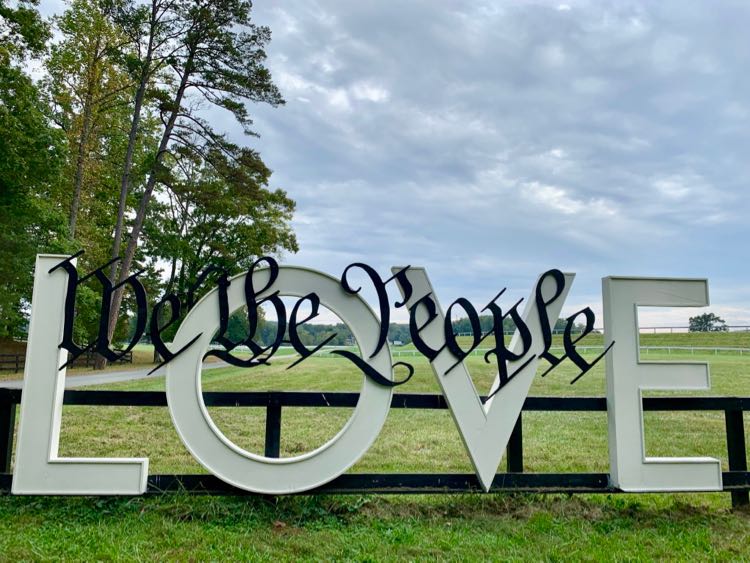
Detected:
[
  {"left": 1, "top": 348, "right": 749, "bottom": 559},
  {"left": 400, "top": 331, "right": 750, "bottom": 351},
  {"left": 50, "top": 352, "right": 750, "bottom": 474},
  {"left": 0, "top": 494, "right": 747, "bottom": 560}
]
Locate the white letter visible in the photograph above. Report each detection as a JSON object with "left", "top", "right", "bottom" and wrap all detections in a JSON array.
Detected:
[
  {"left": 166, "top": 266, "right": 394, "bottom": 494},
  {"left": 12, "top": 255, "right": 148, "bottom": 495},
  {"left": 602, "top": 276, "right": 722, "bottom": 492},
  {"left": 394, "top": 267, "right": 574, "bottom": 491}
]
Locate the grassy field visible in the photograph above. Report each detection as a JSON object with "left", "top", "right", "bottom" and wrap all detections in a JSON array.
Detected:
[
  {"left": 401, "top": 330, "right": 750, "bottom": 350},
  {"left": 0, "top": 343, "right": 748, "bottom": 559}
]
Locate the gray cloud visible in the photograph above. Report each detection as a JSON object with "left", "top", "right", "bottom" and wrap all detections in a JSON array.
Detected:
[
  {"left": 39, "top": 0, "right": 750, "bottom": 324},
  {"left": 236, "top": 0, "right": 750, "bottom": 324}
]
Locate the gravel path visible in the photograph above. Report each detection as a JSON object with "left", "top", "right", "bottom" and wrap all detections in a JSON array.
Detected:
[{"left": 0, "top": 361, "right": 229, "bottom": 390}]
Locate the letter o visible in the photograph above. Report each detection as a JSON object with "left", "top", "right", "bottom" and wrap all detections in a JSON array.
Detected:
[{"left": 166, "top": 266, "right": 394, "bottom": 494}]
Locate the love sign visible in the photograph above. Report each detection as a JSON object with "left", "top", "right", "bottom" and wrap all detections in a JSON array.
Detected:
[{"left": 10, "top": 254, "right": 723, "bottom": 495}]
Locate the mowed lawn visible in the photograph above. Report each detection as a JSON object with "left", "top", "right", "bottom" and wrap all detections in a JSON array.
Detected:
[{"left": 0, "top": 343, "right": 749, "bottom": 560}]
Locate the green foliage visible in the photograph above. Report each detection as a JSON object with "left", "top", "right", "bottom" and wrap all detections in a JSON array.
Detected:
[
  {"left": 0, "top": 0, "right": 50, "bottom": 62},
  {"left": 142, "top": 149, "right": 297, "bottom": 305},
  {"left": 689, "top": 313, "right": 728, "bottom": 333},
  {"left": 217, "top": 316, "right": 591, "bottom": 349},
  {"left": 212, "top": 319, "right": 413, "bottom": 348},
  {"left": 0, "top": 2, "right": 68, "bottom": 337},
  {"left": 388, "top": 323, "right": 411, "bottom": 344},
  {"left": 173, "top": 0, "right": 284, "bottom": 132},
  {"left": 43, "top": 0, "right": 160, "bottom": 344},
  {"left": 450, "top": 315, "right": 580, "bottom": 336},
  {"left": 0, "top": 0, "right": 296, "bottom": 344},
  {"left": 92, "top": 0, "right": 295, "bottom": 359},
  {"left": 136, "top": 0, "right": 293, "bottom": 280}
]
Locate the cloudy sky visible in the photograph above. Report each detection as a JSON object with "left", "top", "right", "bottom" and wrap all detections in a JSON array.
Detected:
[{"left": 42, "top": 0, "right": 750, "bottom": 327}]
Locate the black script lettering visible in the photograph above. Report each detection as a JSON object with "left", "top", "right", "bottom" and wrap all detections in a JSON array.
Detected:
[
  {"left": 444, "top": 297, "right": 496, "bottom": 374},
  {"left": 212, "top": 271, "right": 235, "bottom": 352},
  {"left": 332, "top": 349, "right": 415, "bottom": 387},
  {"left": 287, "top": 293, "right": 336, "bottom": 369},
  {"left": 565, "top": 307, "right": 614, "bottom": 384},
  {"left": 52, "top": 253, "right": 148, "bottom": 367},
  {"left": 408, "top": 293, "right": 442, "bottom": 361},
  {"left": 534, "top": 269, "right": 567, "bottom": 372},
  {"left": 242, "top": 257, "right": 287, "bottom": 361},
  {"left": 186, "top": 265, "right": 224, "bottom": 311},
  {"left": 48, "top": 251, "right": 94, "bottom": 366},
  {"left": 340, "top": 263, "right": 412, "bottom": 358},
  {"left": 187, "top": 265, "right": 254, "bottom": 363},
  {"left": 483, "top": 296, "right": 535, "bottom": 394},
  {"left": 148, "top": 294, "right": 201, "bottom": 374},
  {"left": 337, "top": 263, "right": 416, "bottom": 386},
  {"left": 204, "top": 258, "right": 287, "bottom": 368},
  {"left": 91, "top": 261, "right": 148, "bottom": 364}
]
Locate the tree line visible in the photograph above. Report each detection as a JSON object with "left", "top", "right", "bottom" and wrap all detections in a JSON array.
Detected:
[
  {"left": 0, "top": 0, "right": 297, "bottom": 364},
  {"left": 212, "top": 313, "right": 581, "bottom": 348},
  {"left": 216, "top": 314, "right": 413, "bottom": 348}
]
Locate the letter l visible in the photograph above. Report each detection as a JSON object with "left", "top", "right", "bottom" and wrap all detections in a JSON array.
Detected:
[{"left": 12, "top": 255, "right": 148, "bottom": 495}]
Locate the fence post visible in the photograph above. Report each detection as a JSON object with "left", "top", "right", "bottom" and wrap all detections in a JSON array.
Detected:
[
  {"left": 506, "top": 413, "right": 523, "bottom": 473},
  {"left": 0, "top": 393, "right": 16, "bottom": 473},
  {"left": 725, "top": 409, "right": 748, "bottom": 508},
  {"left": 264, "top": 396, "right": 282, "bottom": 458}
]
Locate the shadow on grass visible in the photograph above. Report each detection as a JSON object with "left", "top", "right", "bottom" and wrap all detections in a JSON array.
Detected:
[{"left": 2, "top": 492, "right": 747, "bottom": 529}]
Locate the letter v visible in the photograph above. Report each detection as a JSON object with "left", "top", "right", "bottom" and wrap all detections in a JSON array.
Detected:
[{"left": 393, "top": 267, "right": 574, "bottom": 491}]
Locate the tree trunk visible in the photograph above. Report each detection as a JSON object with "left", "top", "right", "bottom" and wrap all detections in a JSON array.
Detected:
[
  {"left": 108, "top": 5, "right": 160, "bottom": 276},
  {"left": 69, "top": 98, "right": 93, "bottom": 238},
  {"left": 103, "top": 49, "right": 196, "bottom": 356},
  {"left": 94, "top": 68, "right": 151, "bottom": 371},
  {"left": 69, "top": 37, "right": 101, "bottom": 237},
  {"left": 109, "top": 60, "right": 149, "bottom": 276},
  {"left": 95, "top": 6, "right": 158, "bottom": 370}
]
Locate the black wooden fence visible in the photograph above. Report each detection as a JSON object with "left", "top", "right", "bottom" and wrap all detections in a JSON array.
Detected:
[
  {"left": 0, "top": 388, "right": 747, "bottom": 507},
  {"left": 0, "top": 351, "right": 133, "bottom": 373}
]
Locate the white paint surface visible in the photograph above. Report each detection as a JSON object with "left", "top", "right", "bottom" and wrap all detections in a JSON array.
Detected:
[
  {"left": 603, "top": 276, "right": 722, "bottom": 492},
  {"left": 12, "top": 255, "right": 148, "bottom": 495},
  {"left": 166, "top": 266, "right": 394, "bottom": 494},
  {"left": 394, "top": 267, "right": 574, "bottom": 490}
]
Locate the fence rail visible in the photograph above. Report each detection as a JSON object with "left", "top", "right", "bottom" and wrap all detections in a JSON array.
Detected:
[
  {"left": 373, "top": 346, "right": 750, "bottom": 358},
  {"left": 0, "top": 351, "right": 133, "bottom": 373},
  {"left": 454, "top": 325, "right": 750, "bottom": 336},
  {"left": 0, "top": 388, "right": 747, "bottom": 506},
  {"left": 0, "top": 355, "right": 24, "bottom": 374}
]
